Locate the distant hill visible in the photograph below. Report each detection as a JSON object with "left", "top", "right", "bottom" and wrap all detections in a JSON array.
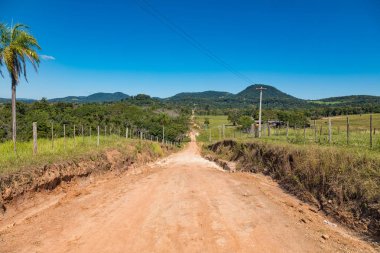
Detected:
[
  {"left": 49, "top": 92, "right": 130, "bottom": 103},
  {"left": 237, "top": 84, "right": 297, "bottom": 100},
  {"left": 0, "top": 98, "right": 36, "bottom": 103},
  {"left": 315, "top": 95, "right": 380, "bottom": 105},
  {"left": 1, "top": 86, "right": 379, "bottom": 109},
  {"left": 168, "top": 91, "right": 233, "bottom": 101},
  {"left": 235, "top": 84, "right": 307, "bottom": 108},
  {"left": 165, "top": 84, "right": 308, "bottom": 109}
]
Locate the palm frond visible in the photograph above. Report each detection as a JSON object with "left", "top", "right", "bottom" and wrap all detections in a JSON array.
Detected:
[{"left": 1, "top": 23, "right": 41, "bottom": 84}]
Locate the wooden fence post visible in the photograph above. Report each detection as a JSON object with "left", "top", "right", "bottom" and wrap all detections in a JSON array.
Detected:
[
  {"left": 89, "top": 126, "right": 92, "bottom": 138},
  {"left": 267, "top": 121, "right": 271, "bottom": 137},
  {"left": 286, "top": 121, "right": 289, "bottom": 141},
  {"left": 209, "top": 128, "right": 212, "bottom": 142},
  {"left": 82, "top": 125, "right": 84, "bottom": 143},
  {"left": 74, "top": 125, "right": 76, "bottom": 144},
  {"left": 370, "top": 114, "right": 373, "bottom": 149},
  {"left": 97, "top": 125, "right": 100, "bottom": 147},
  {"left": 63, "top": 124, "right": 66, "bottom": 149},
  {"left": 304, "top": 125, "right": 306, "bottom": 143},
  {"left": 346, "top": 116, "right": 349, "bottom": 146},
  {"left": 33, "top": 122, "right": 37, "bottom": 155},
  {"left": 328, "top": 118, "right": 332, "bottom": 144},
  {"left": 162, "top": 126, "right": 165, "bottom": 144},
  {"left": 126, "top": 127, "right": 129, "bottom": 139},
  {"left": 51, "top": 122, "right": 54, "bottom": 149}
]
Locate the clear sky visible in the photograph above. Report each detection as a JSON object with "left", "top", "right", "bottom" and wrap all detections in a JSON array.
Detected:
[{"left": 1, "top": 0, "right": 380, "bottom": 99}]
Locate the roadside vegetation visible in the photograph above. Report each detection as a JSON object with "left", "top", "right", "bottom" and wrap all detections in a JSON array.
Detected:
[
  {"left": 199, "top": 115, "right": 380, "bottom": 239},
  {"left": 0, "top": 136, "right": 133, "bottom": 174},
  {"left": 205, "top": 140, "right": 380, "bottom": 239},
  {"left": 195, "top": 114, "right": 380, "bottom": 152}
]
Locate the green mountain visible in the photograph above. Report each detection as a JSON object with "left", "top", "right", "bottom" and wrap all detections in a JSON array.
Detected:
[
  {"left": 0, "top": 98, "right": 36, "bottom": 103},
  {"left": 168, "top": 91, "right": 233, "bottom": 101},
  {"left": 235, "top": 84, "right": 306, "bottom": 108},
  {"left": 314, "top": 95, "right": 380, "bottom": 105},
  {"left": 49, "top": 92, "right": 129, "bottom": 103},
  {"left": 1, "top": 85, "right": 379, "bottom": 110},
  {"left": 165, "top": 84, "right": 308, "bottom": 109}
]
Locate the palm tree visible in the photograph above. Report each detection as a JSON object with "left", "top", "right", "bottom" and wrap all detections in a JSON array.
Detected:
[
  {"left": 0, "top": 23, "right": 6, "bottom": 79},
  {"left": 1, "top": 23, "right": 41, "bottom": 152}
]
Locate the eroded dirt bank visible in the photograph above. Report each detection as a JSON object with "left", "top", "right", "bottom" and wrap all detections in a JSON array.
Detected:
[
  {"left": 0, "top": 141, "right": 175, "bottom": 215},
  {"left": 0, "top": 135, "right": 377, "bottom": 252},
  {"left": 205, "top": 140, "right": 380, "bottom": 243}
]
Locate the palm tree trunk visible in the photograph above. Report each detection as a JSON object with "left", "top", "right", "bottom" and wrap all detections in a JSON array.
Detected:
[{"left": 11, "top": 78, "right": 17, "bottom": 153}]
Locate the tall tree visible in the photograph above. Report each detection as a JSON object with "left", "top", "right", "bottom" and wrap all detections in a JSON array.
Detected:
[
  {"left": 0, "top": 23, "right": 6, "bottom": 80},
  {"left": 1, "top": 23, "right": 41, "bottom": 152}
]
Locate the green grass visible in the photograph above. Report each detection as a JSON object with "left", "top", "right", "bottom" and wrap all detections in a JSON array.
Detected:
[
  {"left": 315, "top": 113, "right": 380, "bottom": 130},
  {"left": 0, "top": 135, "right": 155, "bottom": 174},
  {"left": 195, "top": 114, "right": 380, "bottom": 153}
]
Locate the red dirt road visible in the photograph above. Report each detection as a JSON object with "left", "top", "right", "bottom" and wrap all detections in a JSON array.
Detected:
[{"left": 0, "top": 134, "right": 377, "bottom": 252}]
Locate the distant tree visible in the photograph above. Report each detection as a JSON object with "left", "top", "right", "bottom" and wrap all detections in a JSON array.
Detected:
[
  {"left": 227, "top": 109, "right": 241, "bottom": 126},
  {"left": 237, "top": 115, "right": 253, "bottom": 132},
  {"left": 1, "top": 23, "right": 41, "bottom": 152}
]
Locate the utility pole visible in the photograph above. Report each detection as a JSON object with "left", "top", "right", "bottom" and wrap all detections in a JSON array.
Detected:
[{"left": 256, "top": 86, "right": 266, "bottom": 138}]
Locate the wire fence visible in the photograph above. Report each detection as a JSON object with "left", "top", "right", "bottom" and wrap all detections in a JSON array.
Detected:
[
  {"left": 199, "top": 114, "right": 380, "bottom": 150},
  {"left": 2, "top": 122, "right": 179, "bottom": 156}
]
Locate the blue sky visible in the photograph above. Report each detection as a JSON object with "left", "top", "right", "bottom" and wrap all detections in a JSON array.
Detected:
[{"left": 1, "top": 0, "right": 380, "bottom": 99}]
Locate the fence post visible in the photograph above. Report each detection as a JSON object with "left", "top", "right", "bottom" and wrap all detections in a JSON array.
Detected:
[
  {"left": 267, "top": 121, "right": 271, "bottom": 137},
  {"left": 286, "top": 121, "right": 289, "bottom": 141},
  {"left": 90, "top": 126, "right": 92, "bottom": 138},
  {"left": 328, "top": 118, "right": 332, "bottom": 144},
  {"left": 63, "top": 124, "right": 66, "bottom": 149},
  {"left": 222, "top": 124, "right": 225, "bottom": 139},
  {"left": 346, "top": 116, "right": 349, "bottom": 146},
  {"left": 162, "top": 126, "right": 165, "bottom": 144},
  {"left": 304, "top": 125, "right": 306, "bottom": 143},
  {"left": 97, "top": 125, "right": 100, "bottom": 147},
  {"left": 209, "top": 128, "right": 212, "bottom": 142},
  {"left": 126, "top": 127, "right": 129, "bottom": 139},
  {"left": 51, "top": 122, "right": 54, "bottom": 149},
  {"left": 370, "top": 114, "right": 373, "bottom": 149},
  {"left": 82, "top": 125, "right": 84, "bottom": 143},
  {"left": 74, "top": 124, "right": 76, "bottom": 144},
  {"left": 33, "top": 122, "right": 37, "bottom": 155}
]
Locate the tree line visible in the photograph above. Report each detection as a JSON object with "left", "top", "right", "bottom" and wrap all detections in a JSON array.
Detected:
[{"left": 0, "top": 99, "right": 190, "bottom": 143}]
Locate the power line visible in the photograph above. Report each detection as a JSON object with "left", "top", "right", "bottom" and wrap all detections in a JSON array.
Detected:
[{"left": 133, "top": 0, "right": 254, "bottom": 84}]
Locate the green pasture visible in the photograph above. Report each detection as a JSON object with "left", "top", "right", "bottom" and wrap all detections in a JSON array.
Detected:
[{"left": 195, "top": 114, "right": 380, "bottom": 152}]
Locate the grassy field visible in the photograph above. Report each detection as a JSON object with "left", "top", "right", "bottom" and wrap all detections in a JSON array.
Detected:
[
  {"left": 195, "top": 114, "right": 380, "bottom": 152},
  {"left": 0, "top": 135, "right": 161, "bottom": 174}
]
